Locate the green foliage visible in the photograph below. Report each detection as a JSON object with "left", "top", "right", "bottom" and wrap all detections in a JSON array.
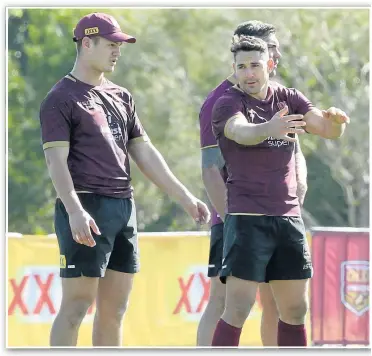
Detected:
[{"left": 7, "top": 8, "right": 369, "bottom": 233}]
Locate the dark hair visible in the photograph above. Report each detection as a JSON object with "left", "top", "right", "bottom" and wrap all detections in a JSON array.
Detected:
[
  {"left": 233, "top": 20, "right": 276, "bottom": 38},
  {"left": 230, "top": 35, "right": 268, "bottom": 59},
  {"left": 75, "top": 36, "right": 101, "bottom": 53}
]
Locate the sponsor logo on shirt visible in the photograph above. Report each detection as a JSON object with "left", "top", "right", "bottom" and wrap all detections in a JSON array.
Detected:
[
  {"left": 245, "top": 102, "right": 294, "bottom": 148},
  {"left": 106, "top": 113, "right": 123, "bottom": 141}
]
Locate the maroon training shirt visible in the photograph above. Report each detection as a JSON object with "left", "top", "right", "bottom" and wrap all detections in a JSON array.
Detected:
[
  {"left": 212, "top": 82, "right": 314, "bottom": 216},
  {"left": 40, "top": 74, "right": 148, "bottom": 198}
]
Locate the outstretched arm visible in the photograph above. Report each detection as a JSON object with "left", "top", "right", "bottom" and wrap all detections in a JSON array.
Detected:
[
  {"left": 304, "top": 107, "right": 349, "bottom": 139},
  {"left": 129, "top": 139, "right": 210, "bottom": 224}
]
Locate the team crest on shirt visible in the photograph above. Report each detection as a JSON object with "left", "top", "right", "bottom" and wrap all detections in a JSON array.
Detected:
[
  {"left": 246, "top": 109, "right": 258, "bottom": 122},
  {"left": 340, "top": 261, "right": 369, "bottom": 316},
  {"left": 245, "top": 108, "right": 267, "bottom": 123},
  {"left": 244, "top": 101, "right": 293, "bottom": 148}
]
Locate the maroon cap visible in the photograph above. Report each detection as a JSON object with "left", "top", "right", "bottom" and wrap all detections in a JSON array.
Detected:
[{"left": 73, "top": 13, "right": 136, "bottom": 43}]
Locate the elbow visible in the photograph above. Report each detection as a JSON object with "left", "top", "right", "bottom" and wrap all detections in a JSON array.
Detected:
[{"left": 46, "top": 156, "right": 65, "bottom": 171}]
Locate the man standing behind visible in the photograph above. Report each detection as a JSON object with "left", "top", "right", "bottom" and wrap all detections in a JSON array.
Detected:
[
  {"left": 40, "top": 12, "right": 210, "bottom": 347},
  {"left": 197, "top": 21, "right": 307, "bottom": 346},
  {"left": 211, "top": 35, "right": 349, "bottom": 347}
]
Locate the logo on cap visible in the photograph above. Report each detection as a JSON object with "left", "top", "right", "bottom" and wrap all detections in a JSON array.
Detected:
[
  {"left": 73, "top": 12, "right": 136, "bottom": 44},
  {"left": 84, "top": 27, "right": 99, "bottom": 36}
]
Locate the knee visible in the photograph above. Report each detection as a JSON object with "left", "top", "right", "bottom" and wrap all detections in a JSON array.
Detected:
[
  {"left": 280, "top": 300, "right": 308, "bottom": 324},
  {"left": 114, "top": 300, "right": 130, "bottom": 320},
  {"left": 60, "top": 299, "right": 93, "bottom": 327},
  {"left": 225, "top": 296, "right": 255, "bottom": 325},
  {"left": 207, "top": 293, "right": 226, "bottom": 316},
  {"left": 97, "top": 299, "right": 129, "bottom": 324}
]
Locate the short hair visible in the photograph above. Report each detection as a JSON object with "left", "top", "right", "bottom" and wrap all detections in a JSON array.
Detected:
[
  {"left": 75, "top": 36, "right": 101, "bottom": 54},
  {"left": 230, "top": 35, "right": 268, "bottom": 60},
  {"left": 233, "top": 20, "right": 276, "bottom": 38}
]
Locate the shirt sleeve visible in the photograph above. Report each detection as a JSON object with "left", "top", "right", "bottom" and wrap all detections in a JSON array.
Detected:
[
  {"left": 199, "top": 99, "right": 218, "bottom": 149},
  {"left": 39, "top": 94, "right": 72, "bottom": 150},
  {"left": 288, "top": 88, "right": 315, "bottom": 116},
  {"left": 127, "top": 93, "right": 149, "bottom": 143},
  {"left": 212, "top": 95, "right": 243, "bottom": 140}
]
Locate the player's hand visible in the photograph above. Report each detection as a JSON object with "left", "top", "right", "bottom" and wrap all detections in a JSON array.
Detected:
[
  {"left": 267, "top": 105, "right": 307, "bottom": 142},
  {"left": 322, "top": 107, "right": 350, "bottom": 125},
  {"left": 180, "top": 196, "right": 211, "bottom": 225},
  {"left": 68, "top": 210, "right": 101, "bottom": 247}
]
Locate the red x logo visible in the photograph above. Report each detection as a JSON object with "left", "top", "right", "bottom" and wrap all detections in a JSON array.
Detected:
[
  {"left": 173, "top": 273, "right": 195, "bottom": 314},
  {"left": 173, "top": 272, "right": 211, "bottom": 314},
  {"left": 8, "top": 273, "right": 58, "bottom": 316},
  {"left": 8, "top": 276, "right": 29, "bottom": 315},
  {"left": 33, "top": 274, "right": 56, "bottom": 314}
]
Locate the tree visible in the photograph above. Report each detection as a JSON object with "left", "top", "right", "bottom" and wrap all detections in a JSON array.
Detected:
[{"left": 7, "top": 8, "right": 369, "bottom": 234}]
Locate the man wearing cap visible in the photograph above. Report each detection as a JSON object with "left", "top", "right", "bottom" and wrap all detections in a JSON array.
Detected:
[{"left": 40, "top": 12, "right": 210, "bottom": 347}]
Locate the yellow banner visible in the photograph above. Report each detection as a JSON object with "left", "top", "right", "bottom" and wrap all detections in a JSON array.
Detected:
[{"left": 7, "top": 232, "right": 311, "bottom": 347}]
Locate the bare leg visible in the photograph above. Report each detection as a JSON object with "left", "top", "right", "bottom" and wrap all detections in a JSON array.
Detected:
[
  {"left": 196, "top": 277, "right": 226, "bottom": 346},
  {"left": 50, "top": 277, "right": 98, "bottom": 346},
  {"left": 211, "top": 277, "right": 258, "bottom": 346},
  {"left": 259, "top": 283, "right": 279, "bottom": 346},
  {"left": 270, "top": 279, "right": 309, "bottom": 346},
  {"left": 92, "top": 270, "right": 134, "bottom": 346},
  {"left": 221, "top": 276, "right": 257, "bottom": 327},
  {"left": 270, "top": 279, "right": 309, "bottom": 325}
]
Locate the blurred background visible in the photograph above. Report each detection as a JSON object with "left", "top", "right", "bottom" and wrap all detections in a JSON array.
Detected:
[
  {"left": 7, "top": 8, "right": 370, "bottom": 347},
  {"left": 8, "top": 8, "right": 369, "bottom": 234}
]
